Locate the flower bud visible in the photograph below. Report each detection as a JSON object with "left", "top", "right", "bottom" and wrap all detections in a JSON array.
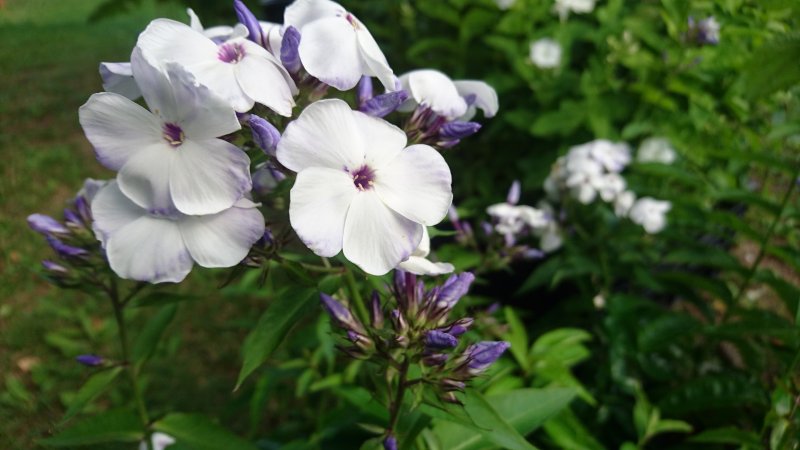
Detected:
[
  {"left": 248, "top": 115, "right": 280, "bottom": 156},
  {"left": 356, "top": 75, "right": 373, "bottom": 106},
  {"left": 369, "top": 291, "right": 384, "bottom": 329},
  {"left": 441, "top": 391, "right": 462, "bottom": 405},
  {"left": 441, "top": 378, "right": 466, "bottom": 392},
  {"left": 75, "top": 354, "right": 104, "bottom": 367},
  {"left": 422, "top": 353, "right": 449, "bottom": 366},
  {"left": 506, "top": 180, "right": 521, "bottom": 205},
  {"left": 320, "top": 294, "right": 364, "bottom": 333},
  {"left": 432, "top": 273, "right": 475, "bottom": 316},
  {"left": 383, "top": 435, "right": 397, "bottom": 450},
  {"left": 439, "top": 121, "right": 481, "bottom": 140},
  {"left": 425, "top": 330, "right": 458, "bottom": 349},
  {"left": 439, "top": 317, "right": 473, "bottom": 337},
  {"left": 42, "top": 260, "right": 69, "bottom": 274},
  {"left": 347, "top": 331, "right": 374, "bottom": 351},
  {"left": 46, "top": 236, "right": 87, "bottom": 258},
  {"left": 390, "top": 309, "right": 407, "bottom": 334},
  {"left": 463, "top": 341, "right": 510, "bottom": 375},
  {"left": 280, "top": 26, "right": 302, "bottom": 74},
  {"left": 27, "top": 214, "right": 69, "bottom": 236},
  {"left": 360, "top": 90, "right": 409, "bottom": 118},
  {"left": 233, "top": 0, "right": 263, "bottom": 46}
]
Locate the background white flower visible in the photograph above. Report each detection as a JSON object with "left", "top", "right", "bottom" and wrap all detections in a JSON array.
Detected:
[
  {"left": 397, "top": 228, "right": 454, "bottom": 275},
  {"left": 530, "top": 38, "right": 562, "bottom": 69},
  {"left": 284, "top": 0, "right": 395, "bottom": 91},
  {"left": 494, "top": 0, "right": 516, "bottom": 9},
  {"left": 137, "top": 18, "right": 297, "bottom": 114},
  {"left": 554, "top": 0, "right": 597, "bottom": 20},
  {"left": 79, "top": 48, "right": 251, "bottom": 216},
  {"left": 277, "top": 99, "right": 453, "bottom": 275},
  {"left": 139, "top": 432, "right": 176, "bottom": 450},
  {"left": 629, "top": 197, "right": 671, "bottom": 233},
  {"left": 92, "top": 182, "right": 265, "bottom": 284},
  {"left": 638, "top": 137, "right": 677, "bottom": 164}
]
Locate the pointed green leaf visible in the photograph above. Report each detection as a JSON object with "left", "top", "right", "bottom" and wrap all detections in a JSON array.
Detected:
[
  {"left": 40, "top": 409, "right": 142, "bottom": 446},
  {"left": 153, "top": 413, "right": 257, "bottom": 450},
  {"left": 61, "top": 367, "right": 123, "bottom": 423},
  {"left": 132, "top": 303, "right": 178, "bottom": 365}
]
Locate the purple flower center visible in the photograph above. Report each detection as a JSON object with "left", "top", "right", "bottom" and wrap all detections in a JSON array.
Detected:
[
  {"left": 217, "top": 42, "right": 246, "bottom": 63},
  {"left": 162, "top": 123, "right": 184, "bottom": 147},
  {"left": 351, "top": 165, "right": 375, "bottom": 191}
]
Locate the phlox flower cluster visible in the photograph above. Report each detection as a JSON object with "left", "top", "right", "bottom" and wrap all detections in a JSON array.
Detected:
[{"left": 31, "top": 0, "right": 499, "bottom": 283}]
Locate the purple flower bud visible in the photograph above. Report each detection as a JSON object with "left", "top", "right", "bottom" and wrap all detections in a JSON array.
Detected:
[
  {"left": 233, "top": 0, "right": 263, "bottom": 46},
  {"left": 248, "top": 115, "right": 280, "bottom": 156},
  {"left": 439, "top": 121, "right": 481, "bottom": 140},
  {"left": 441, "top": 378, "right": 466, "bottom": 391},
  {"left": 280, "top": 26, "right": 302, "bottom": 74},
  {"left": 465, "top": 341, "right": 510, "bottom": 374},
  {"left": 74, "top": 196, "right": 93, "bottom": 224},
  {"left": 383, "top": 435, "right": 397, "bottom": 450},
  {"left": 28, "top": 214, "right": 69, "bottom": 236},
  {"left": 63, "top": 208, "right": 83, "bottom": 227},
  {"left": 425, "top": 330, "right": 458, "bottom": 349},
  {"left": 435, "top": 273, "right": 475, "bottom": 313},
  {"left": 506, "top": 180, "right": 521, "bottom": 205},
  {"left": 320, "top": 294, "right": 362, "bottom": 332},
  {"left": 522, "top": 248, "right": 546, "bottom": 260},
  {"left": 370, "top": 291, "right": 384, "bottom": 329},
  {"left": 75, "top": 354, "right": 103, "bottom": 367},
  {"left": 252, "top": 164, "right": 279, "bottom": 196},
  {"left": 356, "top": 76, "right": 373, "bottom": 106},
  {"left": 390, "top": 309, "right": 407, "bottom": 334},
  {"left": 46, "top": 236, "right": 87, "bottom": 258},
  {"left": 422, "top": 353, "right": 448, "bottom": 366},
  {"left": 360, "top": 90, "right": 409, "bottom": 118},
  {"left": 485, "top": 302, "right": 500, "bottom": 315},
  {"left": 441, "top": 391, "right": 462, "bottom": 405},
  {"left": 42, "top": 260, "right": 69, "bottom": 274},
  {"left": 347, "top": 331, "right": 373, "bottom": 350},
  {"left": 480, "top": 221, "right": 493, "bottom": 236},
  {"left": 439, "top": 318, "right": 473, "bottom": 337}
]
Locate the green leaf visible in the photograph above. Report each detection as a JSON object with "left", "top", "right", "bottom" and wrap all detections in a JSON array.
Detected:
[
  {"left": 153, "top": 413, "right": 258, "bottom": 450},
  {"left": 688, "top": 426, "right": 762, "bottom": 447},
  {"left": 529, "top": 100, "right": 586, "bottom": 137},
  {"left": 40, "top": 409, "right": 142, "bottom": 446},
  {"left": 503, "top": 307, "right": 529, "bottom": 369},
  {"left": 740, "top": 34, "right": 800, "bottom": 99},
  {"left": 434, "top": 388, "right": 576, "bottom": 450},
  {"left": 132, "top": 304, "right": 178, "bottom": 365},
  {"left": 650, "top": 419, "right": 692, "bottom": 436},
  {"left": 129, "top": 292, "right": 199, "bottom": 308},
  {"left": 235, "top": 287, "right": 318, "bottom": 389},
  {"left": 61, "top": 367, "right": 123, "bottom": 423}
]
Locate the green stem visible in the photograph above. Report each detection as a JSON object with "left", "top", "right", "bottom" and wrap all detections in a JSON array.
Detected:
[
  {"left": 387, "top": 358, "right": 410, "bottom": 438},
  {"left": 109, "top": 279, "right": 152, "bottom": 450},
  {"left": 343, "top": 267, "right": 370, "bottom": 325}
]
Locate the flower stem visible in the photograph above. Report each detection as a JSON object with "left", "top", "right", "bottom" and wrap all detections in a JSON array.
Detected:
[
  {"left": 109, "top": 279, "right": 152, "bottom": 450},
  {"left": 387, "top": 358, "right": 410, "bottom": 439},
  {"left": 344, "top": 267, "right": 370, "bottom": 325}
]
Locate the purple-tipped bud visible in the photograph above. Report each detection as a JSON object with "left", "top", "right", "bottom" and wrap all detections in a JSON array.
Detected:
[
  {"left": 522, "top": 248, "right": 546, "bottom": 260},
  {"left": 480, "top": 221, "right": 493, "bottom": 236},
  {"left": 441, "top": 391, "right": 462, "bottom": 405},
  {"left": 423, "top": 353, "right": 449, "bottom": 366},
  {"left": 390, "top": 309, "right": 407, "bottom": 334},
  {"left": 347, "top": 331, "right": 373, "bottom": 350},
  {"left": 248, "top": 115, "right": 280, "bottom": 156},
  {"left": 74, "top": 196, "right": 93, "bottom": 224},
  {"left": 356, "top": 76, "right": 373, "bottom": 106},
  {"left": 280, "top": 26, "right": 302, "bottom": 74},
  {"left": 75, "top": 354, "right": 103, "bottom": 367},
  {"left": 320, "top": 293, "right": 362, "bottom": 332},
  {"left": 440, "top": 318, "right": 473, "bottom": 337},
  {"left": 28, "top": 214, "right": 69, "bottom": 236},
  {"left": 42, "top": 260, "right": 68, "bottom": 273},
  {"left": 425, "top": 330, "right": 458, "bottom": 349},
  {"left": 369, "top": 291, "right": 384, "bottom": 329},
  {"left": 252, "top": 164, "right": 279, "bottom": 196},
  {"left": 441, "top": 378, "right": 466, "bottom": 391},
  {"left": 464, "top": 341, "right": 510, "bottom": 374},
  {"left": 360, "top": 90, "right": 409, "bottom": 118},
  {"left": 439, "top": 121, "right": 481, "bottom": 140},
  {"left": 46, "top": 236, "right": 87, "bottom": 258},
  {"left": 233, "top": 0, "right": 263, "bottom": 46},
  {"left": 383, "top": 435, "right": 397, "bottom": 450},
  {"left": 63, "top": 208, "right": 83, "bottom": 228},
  {"left": 434, "top": 273, "right": 475, "bottom": 313},
  {"left": 506, "top": 180, "right": 521, "bottom": 205},
  {"left": 485, "top": 302, "right": 501, "bottom": 315}
]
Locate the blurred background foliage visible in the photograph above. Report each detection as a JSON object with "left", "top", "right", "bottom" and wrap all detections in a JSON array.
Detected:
[{"left": 1, "top": 0, "right": 799, "bottom": 449}]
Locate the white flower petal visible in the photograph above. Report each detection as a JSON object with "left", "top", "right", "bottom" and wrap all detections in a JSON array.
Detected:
[
  {"left": 191, "top": 61, "right": 251, "bottom": 112},
  {"left": 137, "top": 19, "right": 219, "bottom": 69},
  {"left": 405, "top": 70, "right": 467, "bottom": 119},
  {"left": 352, "top": 110, "right": 406, "bottom": 170},
  {"left": 107, "top": 215, "right": 193, "bottom": 283},
  {"left": 343, "top": 190, "right": 423, "bottom": 275},
  {"left": 236, "top": 41, "right": 297, "bottom": 117},
  {"left": 277, "top": 99, "right": 364, "bottom": 172},
  {"left": 284, "top": 0, "right": 345, "bottom": 29},
  {"left": 454, "top": 80, "right": 498, "bottom": 119},
  {"left": 298, "top": 17, "right": 362, "bottom": 90},
  {"left": 374, "top": 144, "right": 452, "bottom": 225},
  {"left": 398, "top": 256, "right": 454, "bottom": 276},
  {"left": 289, "top": 167, "right": 357, "bottom": 257},
  {"left": 130, "top": 47, "right": 179, "bottom": 119},
  {"left": 79, "top": 92, "right": 162, "bottom": 171},
  {"left": 181, "top": 203, "right": 265, "bottom": 268},
  {"left": 356, "top": 27, "right": 395, "bottom": 91},
  {"left": 118, "top": 143, "right": 177, "bottom": 210},
  {"left": 99, "top": 62, "right": 140, "bottom": 100},
  {"left": 169, "top": 139, "right": 252, "bottom": 215},
  {"left": 260, "top": 21, "right": 285, "bottom": 55},
  {"left": 91, "top": 181, "right": 146, "bottom": 244}
]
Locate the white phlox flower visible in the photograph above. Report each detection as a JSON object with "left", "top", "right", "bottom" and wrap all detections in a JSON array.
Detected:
[
  {"left": 564, "top": 154, "right": 603, "bottom": 204},
  {"left": 259, "top": 21, "right": 286, "bottom": 56},
  {"left": 398, "top": 69, "right": 498, "bottom": 120},
  {"left": 614, "top": 190, "right": 636, "bottom": 217},
  {"left": 594, "top": 172, "right": 626, "bottom": 202},
  {"left": 140, "top": 432, "right": 176, "bottom": 450},
  {"left": 79, "top": 48, "right": 251, "bottom": 216},
  {"left": 495, "top": 0, "right": 516, "bottom": 10},
  {"left": 629, "top": 197, "right": 671, "bottom": 233},
  {"left": 578, "top": 139, "right": 631, "bottom": 173},
  {"left": 137, "top": 18, "right": 297, "bottom": 114},
  {"left": 529, "top": 38, "right": 562, "bottom": 69},
  {"left": 397, "top": 227, "right": 455, "bottom": 276},
  {"left": 638, "top": 137, "right": 676, "bottom": 164},
  {"left": 284, "top": 0, "right": 395, "bottom": 91},
  {"left": 546, "top": 139, "right": 632, "bottom": 204},
  {"left": 487, "top": 203, "right": 549, "bottom": 238},
  {"left": 553, "top": 0, "right": 596, "bottom": 20},
  {"left": 276, "top": 99, "right": 453, "bottom": 275},
  {"left": 92, "top": 181, "right": 265, "bottom": 284}
]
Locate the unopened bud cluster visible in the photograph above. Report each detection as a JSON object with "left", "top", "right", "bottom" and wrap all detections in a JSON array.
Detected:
[{"left": 321, "top": 270, "right": 509, "bottom": 405}]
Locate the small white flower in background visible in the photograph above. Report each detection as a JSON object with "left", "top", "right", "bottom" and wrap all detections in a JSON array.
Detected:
[
  {"left": 629, "top": 197, "right": 671, "bottom": 233},
  {"left": 494, "top": 0, "right": 516, "bottom": 10},
  {"left": 398, "top": 69, "right": 498, "bottom": 120},
  {"left": 553, "top": 0, "right": 596, "bottom": 20},
  {"left": 614, "top": 190, "right": 636, "bottom": 217},
  {"left": 595, "top": 172, "right": 626, "bottom": 202},
  {"left": 563, "top": 153, "right": 603, "bottom": 204},
  {"left": 92, "top": 182, "right": 265, "bottom": 284},
  {"left": 638, "top": 137, "right": 676, "bottom": 164},
  {"left": 140, "top": 432, "right": 176, "bottom": 450},
  {"left": 397, "top": 228, "right": 455, "bottom": 276},
  {"left": 592, "top": 294, "right": 606, "bottom": 309},
  {"left": 277, "top": 99, "right": 453, "bottom": 275},
  {"left": 534, "top": 202, "right": 563, "bottom": 252},
  {"left": 529, "top": 38, "right": 562, "bottom": 69},
  {"left": 284, "top": 0, "right": 395, "bottom": 91},
  {"left": 577, "top": 139, "right": 631, "bottom": 173},
  {"left": 137, "top": 18, "right": 297, "bottom": 114},
  {"left": 79, "top": 48, "right": 251, "bottom": 216},
  {"left": 546, "top": 139, "right": 632, "bottom": 204}
]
